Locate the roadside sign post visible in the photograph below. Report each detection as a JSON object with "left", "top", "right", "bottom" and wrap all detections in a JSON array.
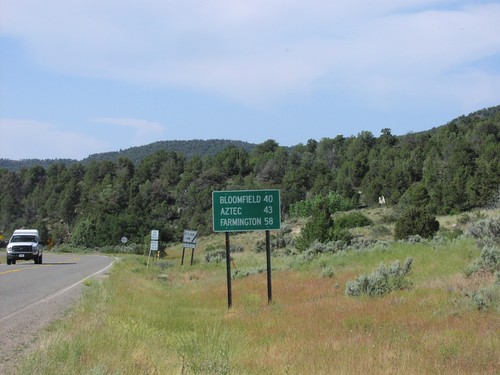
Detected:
[
  {"left": 181, "top": 230, "right": 198, "bottom": 265},
  {"left": 212, "top": 189, "right": 281, "bottom": 308},
  {"left": 121, "top": 236, "right": 128, "bottom": 252},
  {"left": 266, "top": 230, "right": 272, "bottom": 303},
  {"left": 147, "top": 230, "right": 159, "bottom": 268},
  {"left": 225, "top": 232, "right": 232, "bottom": 308}
]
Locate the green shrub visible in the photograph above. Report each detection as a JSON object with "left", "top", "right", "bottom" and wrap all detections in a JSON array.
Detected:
[
  {"left": 370, "top": 225, "right": 392, "bottom": 237},
  {"left": 99, "top": 244, "right": 145, "bottom": 254},
  {"left": 289, "top": 192, "right": 353, "bottom": 218},
  {"left": 345, "top": 257, "right": 413, "bottom": 297},
  {"left": 71, "top": 219, "right": 99, "bottom": 247},
  {"left": 438, "top": 227, "right": 463, "bottom": 240},
  {"left": 398, "top": 182, "right": 430, "bottom": 208},
  {"left": 335, "top": 212, "right": 372, "bottom": 229},
  {"left": 52, "top": 244, "right": 88, "bottom": 253},
  {"left": 489, "top": 190, "right": 500, "bottom": 210},
  {"left": 330, "top": 228, "right": 353, "bottom": 243},
  {"left": 380, "top": 212, "right": 398, "bottom": 224},
  {"left": 457, "top": 213, "right": 471, "bottom": 225},
  {"left": 394, "top": 207, "right": 439, "bottom": 240},
  {"left": 295, "top": 198, "right": 334, "bottom": 251}
]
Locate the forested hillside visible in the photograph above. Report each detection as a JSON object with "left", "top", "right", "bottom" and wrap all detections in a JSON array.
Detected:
[
  {"left": 0, "top": 106, "right": 498, "bottom": 247},
  {"left": 82, "top": 139, "right": 257, "bottom": 165},
  {"left": 0, "top": 139, "right": 256, "bottom": 172}
]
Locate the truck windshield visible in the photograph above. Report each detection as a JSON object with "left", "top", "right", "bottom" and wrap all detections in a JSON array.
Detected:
[{"left": 11, "top": 235, "right": 37, "bottom": 243}]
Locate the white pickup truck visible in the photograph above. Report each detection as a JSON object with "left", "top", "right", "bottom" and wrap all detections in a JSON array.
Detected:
[{"left": 6, "top": 229, "right": 43, "bottom": 265}]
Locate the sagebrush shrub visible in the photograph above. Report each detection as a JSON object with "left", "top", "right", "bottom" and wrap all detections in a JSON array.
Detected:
[
  {"left": 345, "top": 257, "right": 413, "bottom": 297},
  {"left": 347, "top": 237, "right": 377, "bottom": 250},
  {"left": 321, "top": 265, "right": 335, "bottom": 278},
  {"left": 298, "top": 240, "right": 348, "bottom": 260},
  {"left": 233, "top": 267, "right": 266, "bottom": 279},
  {"left": 466, "top": 217, "right": 500, "bottom": 248},
  {"left": 231, "top": 244, "right": 245, "bottom": 253},
  {"left": 467, "top": 285, "right": 500, "bottom": 311},
  {"left": 205, "top": 248, "right": 226, "bottom": 263},
  {"left": 254, "top": 232, "right": 293, "bottom": 253},
  {"left": 465, "top": 246, "right": 500, "bottom": 277}
]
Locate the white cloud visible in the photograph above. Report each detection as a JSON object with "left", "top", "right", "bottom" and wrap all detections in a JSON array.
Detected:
[
  {"left": 92, "top": 117, "right": 163, "bottom": 133},
  {"left": 0, "top": 120, "right": 110, "bottom": 160},
  {"left": 1, "top": 0, "right": 500, "bottom": 106},
  {"left": 92, "top": 118, "right": 165, "bottom": 147}
]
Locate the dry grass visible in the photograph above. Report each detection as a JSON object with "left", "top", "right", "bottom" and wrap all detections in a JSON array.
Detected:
[
  {"left": 17, "top": 233, "right": 499, "bottom": 375},
  {"left": 222, "top": 262, "right": 499, "bottom": 375}
]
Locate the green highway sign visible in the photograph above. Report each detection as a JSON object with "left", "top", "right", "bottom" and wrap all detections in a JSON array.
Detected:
[{"left": 212, "top": 189, "right": 281, "bottom": 232}]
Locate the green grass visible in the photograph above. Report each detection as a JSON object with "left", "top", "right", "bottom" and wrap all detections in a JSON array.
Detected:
[{"left": 15, "top": 230, "right": 500, "bottom": 375}]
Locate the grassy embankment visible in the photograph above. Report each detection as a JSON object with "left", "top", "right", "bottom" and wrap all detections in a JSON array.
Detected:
[{"left": 15, "top": 209, "right": 500, "bottom": 374}]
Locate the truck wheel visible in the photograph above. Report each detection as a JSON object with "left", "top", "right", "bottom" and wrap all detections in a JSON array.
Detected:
[
  {"left": 39, "top": 255, "right": 43, "bottom": 264},
  {"left": 12, "top": 259, "right": 16, "bottom": 265},
  {"left": 7, "top": 258, "right": 11, "bottom": 265}
]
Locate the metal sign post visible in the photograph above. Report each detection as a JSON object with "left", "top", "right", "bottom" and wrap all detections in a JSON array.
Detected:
[
  {"left": 121, "top": 236, "right": 128, "bottom": 253},
  {"left": 225, "top": 232, "right": 232, "bottom": 309},
  {"left": 147, "top": 240, "right": 158, "bottom": 267},
  {"left": 266, "top": 230, "right": 272, "bottom": 304}
]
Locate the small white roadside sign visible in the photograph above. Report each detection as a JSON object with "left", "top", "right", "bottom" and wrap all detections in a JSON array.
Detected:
[
  {"left": 151, "top": 230, "right": 159, "bottom": 241},
  {"left": 182, "top": 230, "right": 198, "bottom": 249},
  {"left": 150, "top": 240, "right": 159, "bottom": 251}
]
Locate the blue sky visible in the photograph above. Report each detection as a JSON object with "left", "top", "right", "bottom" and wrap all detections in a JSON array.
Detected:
[{"left": 1, "top": 0, "right": 500, "bottom": 160}]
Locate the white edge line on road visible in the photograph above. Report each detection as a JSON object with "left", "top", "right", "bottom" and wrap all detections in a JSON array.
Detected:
[{"left": 0, "top": 258, "right": 115, "bottom": 323}]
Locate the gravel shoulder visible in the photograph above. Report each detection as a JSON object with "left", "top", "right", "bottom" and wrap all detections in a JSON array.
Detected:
[
  {"left": 0, "top": 254, "right": 113, "bottom": 375},
  {"left": 0, "top": 284, "right": 84, "bottom": 375}
]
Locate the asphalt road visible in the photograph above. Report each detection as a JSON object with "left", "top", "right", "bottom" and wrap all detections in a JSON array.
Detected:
[{"left": 0, "top": 253, "right": 114, "bottom": 374}]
